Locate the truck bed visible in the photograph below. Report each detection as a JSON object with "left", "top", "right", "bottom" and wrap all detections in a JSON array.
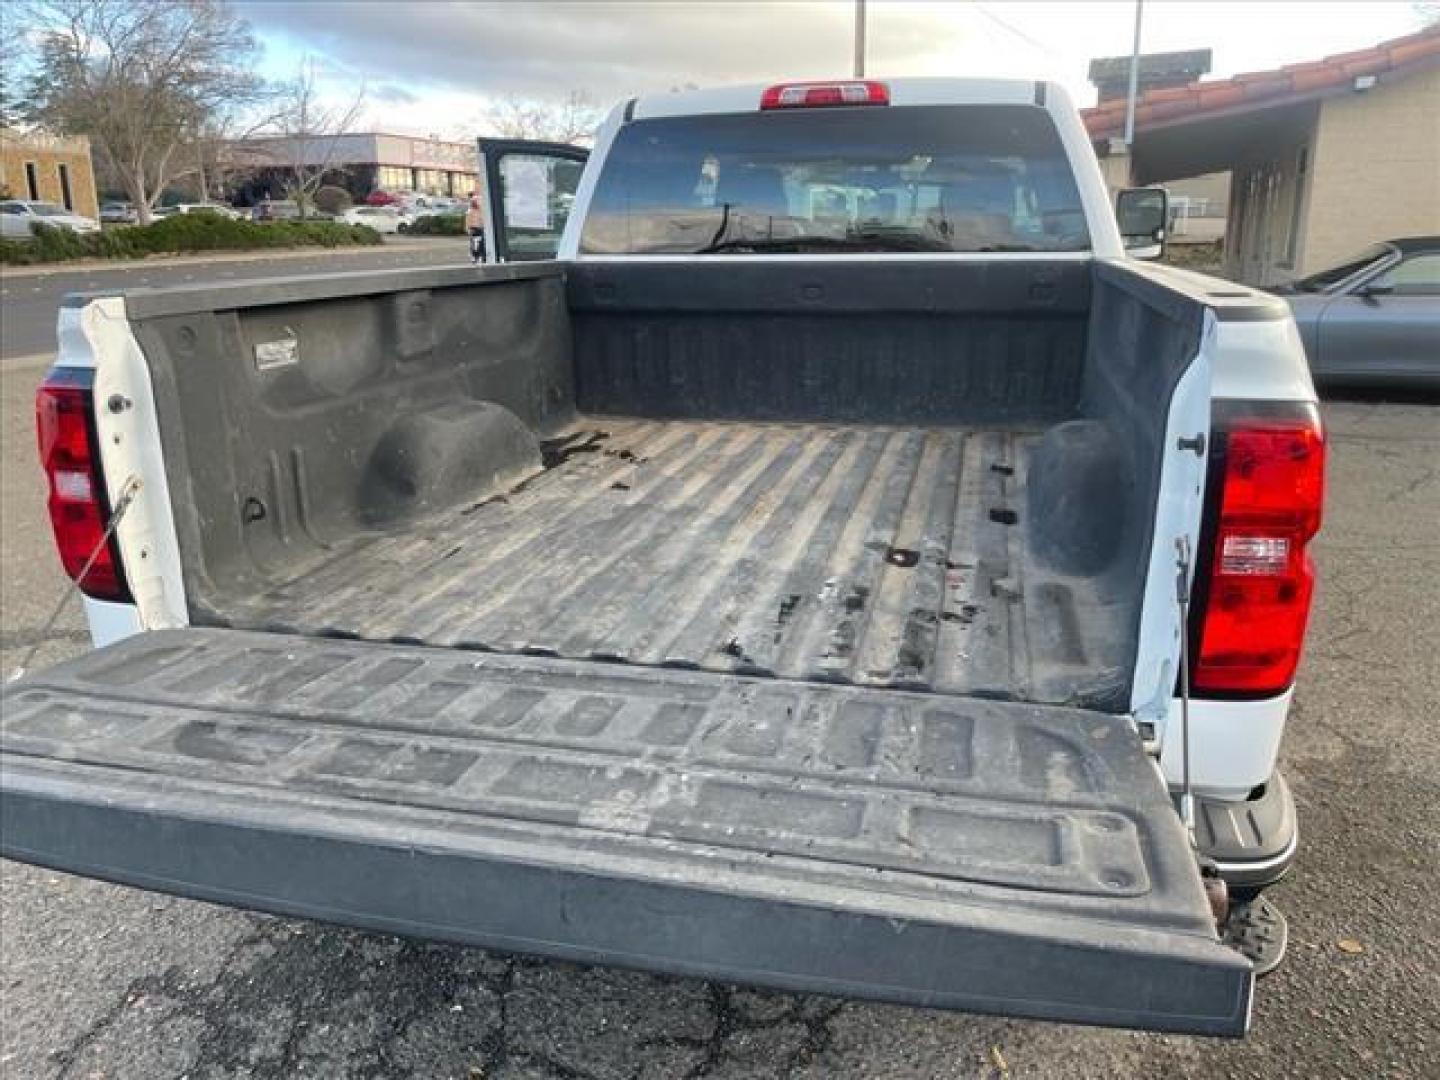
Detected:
[
  {"left": 230, "top": 417, "right": 1120, "bottom": 705},
  {"left": 129, "top": 260, "right": 1202, "bottom": 713}
]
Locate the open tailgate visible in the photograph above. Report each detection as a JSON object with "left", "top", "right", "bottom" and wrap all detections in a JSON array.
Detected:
[{"left": 1, "top": 628, "right": 1251, "bottom": 1034}]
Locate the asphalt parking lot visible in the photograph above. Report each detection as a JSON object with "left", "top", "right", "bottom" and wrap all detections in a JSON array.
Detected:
[{"left": 1, "top": 257, "right": 1436, "bottom": 1077}]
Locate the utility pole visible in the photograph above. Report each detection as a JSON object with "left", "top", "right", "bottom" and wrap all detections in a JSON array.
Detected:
[
  {"left": 854, "top": 0, "right": 867, "bottom": 78},
  {"left": 1123, "top": 0, "right": 1145, "bottom": 146}
]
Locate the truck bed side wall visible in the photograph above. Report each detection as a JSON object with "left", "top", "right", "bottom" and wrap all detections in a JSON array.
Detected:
[
  {"left": 1026, "top": 262, "right": 1206, "bottom": 699},
  {"left": 129, "top": 265, "right": 575, "bottom": 623}
]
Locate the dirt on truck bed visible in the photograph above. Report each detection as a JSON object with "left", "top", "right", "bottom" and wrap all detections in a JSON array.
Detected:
[{"left": 232, "top": 418, "right": 1121, "bottom": 705}]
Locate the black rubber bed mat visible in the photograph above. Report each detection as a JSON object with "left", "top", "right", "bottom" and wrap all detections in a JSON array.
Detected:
[
  {"left": 233, "top": 419, "right": 1124, "bottom": 706},
  {"left": 1, "top": 628, "right": 1251, "bottom": 1034}
]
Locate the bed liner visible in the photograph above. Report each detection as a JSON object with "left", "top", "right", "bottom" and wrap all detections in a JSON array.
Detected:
[{"left": 230, "top": 418, "right": 1126, "bottom": 707}]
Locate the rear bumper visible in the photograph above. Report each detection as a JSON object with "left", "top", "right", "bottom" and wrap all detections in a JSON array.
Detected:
[
  {"left": 1196, "top": 771, "right": 1298, "bottom": 892},
  {"left": 1160, "top": 692, "right": 1291, "bottom": 800}
]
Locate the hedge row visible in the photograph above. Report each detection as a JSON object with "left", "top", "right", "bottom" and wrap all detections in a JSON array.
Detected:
[
  {"left": 0, "top": 213, "right": 384, "bottom": 265},
  {"left": 405, "top": 212, "right": 465, "bottom": 236}
]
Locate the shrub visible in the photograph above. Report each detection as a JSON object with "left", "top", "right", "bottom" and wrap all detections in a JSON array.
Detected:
[
  {"left": 1160, "top": 239, "right": 1226, "bottom": 276},
  {"left": 406, "top": 212, "right": 465, "bottom": 236},
  {"left": 0, "top": 238, "right": 39, "bottom": 264},
  {"left": 313, "top": 185, "right": 353, "bottom": 215},
  {"left": 26, "top": 221, "right": 92, "bottom": 262},
  {"left": 0, "top": 216, "right": 383, "bottom": 265}
]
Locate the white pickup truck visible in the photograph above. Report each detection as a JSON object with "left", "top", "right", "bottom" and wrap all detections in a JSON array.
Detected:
[{"left": 3, "top": 78, "right": 1324, "bottom": 1037}]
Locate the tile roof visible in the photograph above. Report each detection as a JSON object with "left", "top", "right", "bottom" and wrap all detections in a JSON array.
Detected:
[{"left": 1082, "top": 26, "right": 1440, "bottom": 138}]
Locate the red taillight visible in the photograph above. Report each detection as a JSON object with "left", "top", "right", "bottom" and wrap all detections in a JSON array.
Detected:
[
  {"left": 760, "top": 80, "right": 890, "bottom": 109},
  {"left": 36, "top": 368, "right": 130, "bottom": 601},
  {"left": 1192, "top": 408, "right": 1325, "bottom": 697}
]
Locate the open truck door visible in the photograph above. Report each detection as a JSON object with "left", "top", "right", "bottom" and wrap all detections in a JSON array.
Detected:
[{"left": 477, "top": 138, "right": 589, "bottom": 263}]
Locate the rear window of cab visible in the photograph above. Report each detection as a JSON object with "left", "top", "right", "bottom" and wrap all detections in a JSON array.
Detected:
[{"left": 580, "top": 104, "right": 1090, "bottom": 255}]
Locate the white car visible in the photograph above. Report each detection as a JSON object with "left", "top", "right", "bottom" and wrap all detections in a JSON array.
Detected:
[
  {"left": 168, "top": 203, "right": 243, "bottom": 220},
  {"left": 340, "top": 205, "right": 419, "bottom": 233},
  {"left": 99, "top": 202, "right": 139, "bottom": 225},
  {"left": 0, "top": 200, "right": 101, "bottom": 237}
]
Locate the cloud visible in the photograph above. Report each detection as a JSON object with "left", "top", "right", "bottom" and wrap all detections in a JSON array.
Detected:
[
  {"left": 371, "top": 83, "right": 421, "bottom": 106},
  {"left": 239, "top": 0, "right": 1430, "bottom": 129},
  {"left": 238, "top": 1, "right": 967, "bottom": 107}
]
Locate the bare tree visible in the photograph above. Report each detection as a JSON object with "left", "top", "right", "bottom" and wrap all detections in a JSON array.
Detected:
[
  {"left": 261, "top": 58, "right": 366, "bottom": 214},
  {"left": 188, "top": 108, "right": 279, "bottom": 204},
  {"left": 487, "top": 90, "right": 601, "bottom": 145},
  {"left": 0, "top": 13, "right": 25, "bottom": 128},
  {"left": 20, "top": 0, "right": 266, "bottom": 223}
]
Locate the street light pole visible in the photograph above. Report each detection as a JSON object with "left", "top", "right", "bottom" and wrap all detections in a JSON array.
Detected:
[
  {"left": 1123, "top": 0, "right": 1145, "bottom": 146},
  {"left": 854, "top": 0, "right": 867, "bottom": 78}
]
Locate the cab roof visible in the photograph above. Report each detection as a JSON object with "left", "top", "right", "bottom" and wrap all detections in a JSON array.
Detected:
[
  {"left": 629, "top": 77, "right": 1065, "bottom": 121},
  {"left": 1389, "top": 236, "right": 1440, "bottom": 254}
]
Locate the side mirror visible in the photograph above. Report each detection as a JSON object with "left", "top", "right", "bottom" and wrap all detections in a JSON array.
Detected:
[
  {"left": 1116, "top": 187, "right": 1169, "bottom": 260},
  {"left": 1357, "top": 281, "right": 1394, "bottom": 301}
]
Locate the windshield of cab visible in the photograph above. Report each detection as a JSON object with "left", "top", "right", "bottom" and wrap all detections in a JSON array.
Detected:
[
  {"left": 29, "top": 203, "right": 67, "bottom": 217},
  {"left": 580, "top": 105, "right": 1090, "bottom": 255}
]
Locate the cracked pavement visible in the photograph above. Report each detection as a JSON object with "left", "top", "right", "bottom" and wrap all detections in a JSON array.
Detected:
[{"left": 2, "top": 340, "right": 1437, "bottom": 1077}]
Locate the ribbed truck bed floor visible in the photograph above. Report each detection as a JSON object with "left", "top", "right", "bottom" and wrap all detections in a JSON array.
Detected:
[
  {"left": 237, "top": 419, "right": 1117, "bottom": 705},
  {"left": 1, "top": 628, "right": 1252, "bottom": 1034}
]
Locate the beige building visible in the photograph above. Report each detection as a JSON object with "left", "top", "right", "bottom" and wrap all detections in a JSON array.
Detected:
[
  {"left": 1085, "top": 28, "right": 1440, "bottom": 286},
  {"left": 0, "top": 128, "right": 100, "bottom": 219},
  {"left": 226, "top": 132, "right": 481, "bottom": 204}
]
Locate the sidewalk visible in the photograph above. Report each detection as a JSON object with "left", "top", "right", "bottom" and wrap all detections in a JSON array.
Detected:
[{"left": 0, "top": 236, "right": 460, "bottom": 280}]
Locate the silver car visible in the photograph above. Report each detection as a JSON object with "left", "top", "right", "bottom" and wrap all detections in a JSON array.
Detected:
[
  {"left": 0, "top": 199, "right": 102, "bottom": 237},
  {"left": 1278, "top": 237, "right": 1439, "bottom": 389}
]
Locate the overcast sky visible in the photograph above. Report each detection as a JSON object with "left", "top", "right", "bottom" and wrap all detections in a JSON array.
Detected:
[{"left": 237, "top": 1, "right": 1433, "bottom": 139}]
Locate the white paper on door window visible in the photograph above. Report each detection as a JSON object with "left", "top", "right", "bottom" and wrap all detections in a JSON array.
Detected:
[{"left": 504, "top": 159, "right": 550, "bottom": 230}]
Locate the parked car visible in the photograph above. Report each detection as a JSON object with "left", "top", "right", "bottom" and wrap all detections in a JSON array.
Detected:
[
  {"left": 6, "top": 78, "right": 1329, "bottom": 1038},
  {"left": 393, "top": 193, "right": 462, "bottom": 217},
  {"left": 417, "top": 194, "right": 464, "bottom": 213},
  {"left": 1276, "top": 237, "right": 1439, "bottom": 389},
  {"left": 254, "top": 199, "right": 303, "bottom": 222},
  {"left": 169, "top": 202, "right": 244, "bottom": 220},
  {"left": 99, "top": 201, "right": 138, "bottom": 225},
  {"left": 0, "top": 199, "right": 101, "bottom": 237},
  {"left": 340, "top": 204, "right": 419, "bottom": 233}
]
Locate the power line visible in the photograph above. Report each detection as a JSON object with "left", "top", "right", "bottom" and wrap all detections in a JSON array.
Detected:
[{"left": 971, "top": 3, "right": 1067, "bottom": 64}]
